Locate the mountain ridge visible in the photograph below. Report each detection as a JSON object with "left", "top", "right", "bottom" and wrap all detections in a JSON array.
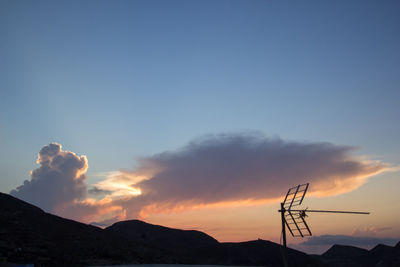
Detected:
[{"left": 1, "top": 192, "right": 398, "bottom": 267}]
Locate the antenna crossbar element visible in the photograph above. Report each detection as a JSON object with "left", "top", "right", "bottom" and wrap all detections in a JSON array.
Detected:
[
  {"left": 282, "top": 183, "right": 309, "bottom": 210},
  {"left": 289, "top": 209, "right": 370, "bottom": 215},
  {"left": 284, "top": 210, "right": 312, "bottom": 237}
]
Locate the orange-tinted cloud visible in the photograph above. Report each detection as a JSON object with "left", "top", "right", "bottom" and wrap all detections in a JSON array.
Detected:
[{"left": 94, "top": 133, "right": 391, "bottom": 221}]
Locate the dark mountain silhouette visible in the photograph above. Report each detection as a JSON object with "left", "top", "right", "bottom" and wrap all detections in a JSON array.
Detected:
[
  {"left": 319, "top": 244, "right": 380, "bottom": 267},
  {"left": 1, "top": 192, "right": 398, "bottom": 267},
  {"left": 105, "top": 220, "right": 219, "bottom": 263},
  {"left": 0, "top": 192, "right": 324, "bottom": 266},
  {"left": 105, "top": 220, "right": 324, "bottom": 266},
  {"left": 0, "top": 193, "right": 168, "bottom": 266},
  {"left": 370, "top": 243, "right": 395, "bottom": 259},
  {"left": 314, "top": 243, "right": 400, "bottom": 267},
  {"left": 106, "top": 219, "right": 219, "bottom": 248},
  {"left": 370, "top": 242, "right": 400, "bottom": 267}
]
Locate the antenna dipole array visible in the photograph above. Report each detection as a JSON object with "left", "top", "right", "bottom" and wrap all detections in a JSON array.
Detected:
[
  {"left": 278, "top": 183, "right": 370, "bottom": 267},
  {"left": 279, "top": 183, "right": 311, "bottom": 247},
  {"left": 279, "top": 183, "right": 370, "bottom": 245}
]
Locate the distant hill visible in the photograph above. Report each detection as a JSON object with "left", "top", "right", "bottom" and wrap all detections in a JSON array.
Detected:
[
  {"left": 106, "top": 220, "right": 219, "bottom": 262},
  {"left": 106, "top": 219, "right": 219, "bottom": 248},
  {"left": 319, "top": 244, "right": 380, "bottom": 267},
  {"left": 1, "top": 192, "right": 398, "bottom": 267},
  {"left": 105, "top": 220, "right": 322, "bottom": 267},
  {"left": 370, "top": 242, "right": 400, "bottom": 267},
  {"left": 313, "top": 242, "right": 400, "bottom": 267}
]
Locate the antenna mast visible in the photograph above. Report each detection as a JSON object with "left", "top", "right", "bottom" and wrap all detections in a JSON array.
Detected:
[{"left": 278, "top": 183, "right": 369, "bottom": 266}]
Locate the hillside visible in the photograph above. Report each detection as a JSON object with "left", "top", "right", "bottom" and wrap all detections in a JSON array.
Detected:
[
  {"left": 313, "top": 243, "right": 400, "bottom": 267},
  {"left": 0, "top": 193, "right": 167, "bottom": 266},
  {"left": 105, "top": 220, "right": 321, "bottom": 266},
  {"left": 1, "top": 192, "right": 398, "bottom": 267}
]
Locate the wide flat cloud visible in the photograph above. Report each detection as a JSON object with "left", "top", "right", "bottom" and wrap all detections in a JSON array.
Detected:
[
  {"left": 95, "top": 133, "right": 390, "bottom": 219},
  {"left": 10, "top": 143, "right": 88, "bottom": 212}
]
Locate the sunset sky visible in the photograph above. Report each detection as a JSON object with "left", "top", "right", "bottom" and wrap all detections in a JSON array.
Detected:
[{"left": 1, "top": 0, "right": 399, "bottom": 254}]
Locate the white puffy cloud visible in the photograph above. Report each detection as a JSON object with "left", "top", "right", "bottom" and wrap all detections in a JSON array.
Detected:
[{"left": 10, "top": 143, "right": 88, "bottom": 212}]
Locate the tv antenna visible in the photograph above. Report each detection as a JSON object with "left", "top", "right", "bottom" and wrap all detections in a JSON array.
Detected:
[{"left": 278, "top": 183, "right": 369, "bottom": 266}]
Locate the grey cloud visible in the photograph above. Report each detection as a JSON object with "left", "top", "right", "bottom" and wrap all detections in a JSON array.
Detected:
[
  {"left": 10, "top": 143, "right": 88, "bottom": 212},
  {"left": 88, "top": 186, "right": 112, "bottom": 196},
  {"left": 115, "top": 133, "right": 388, "bottom": 217}
]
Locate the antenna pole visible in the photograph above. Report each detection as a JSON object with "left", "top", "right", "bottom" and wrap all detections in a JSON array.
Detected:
[
  {"left": 280, "top": 203, "right": 287, "bottom": 248},
  {"left": 280, "top": 203, "right": 289, "bottom": 267}
]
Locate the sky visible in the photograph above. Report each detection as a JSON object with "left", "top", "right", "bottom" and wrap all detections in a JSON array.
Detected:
[{"left": 1, "top": 0, "right": 400, "bottom": 254}]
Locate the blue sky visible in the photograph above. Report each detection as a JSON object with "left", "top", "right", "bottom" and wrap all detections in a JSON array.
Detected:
[{"left": 1, "top": 0, "right": 399, "bottom": 252}]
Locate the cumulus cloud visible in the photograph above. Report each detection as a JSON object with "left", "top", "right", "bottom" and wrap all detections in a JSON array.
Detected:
[
  {"left": 94, "top": 133, "right": 390, "bottom": 219},
  {"left": 10, "top": 143, "right": 88, "bottom": 212}
]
